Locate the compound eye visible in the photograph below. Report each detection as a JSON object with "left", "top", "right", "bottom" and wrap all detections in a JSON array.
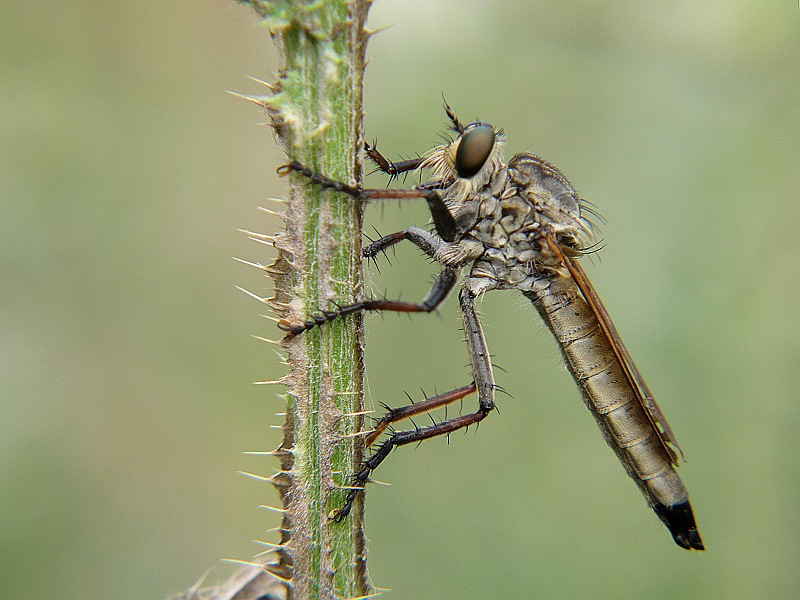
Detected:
[{"left": 455, "top": 124, "right": 495, "bottom": 179}]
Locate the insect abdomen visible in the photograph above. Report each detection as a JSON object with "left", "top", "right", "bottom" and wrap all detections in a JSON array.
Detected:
[{"left": 524, "top": 277, "right": 703, "bottom": 550}]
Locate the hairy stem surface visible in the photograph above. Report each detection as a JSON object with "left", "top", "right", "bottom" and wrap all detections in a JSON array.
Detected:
[{"left": 239, "top": 1, "right": 372, "bottom": 598}]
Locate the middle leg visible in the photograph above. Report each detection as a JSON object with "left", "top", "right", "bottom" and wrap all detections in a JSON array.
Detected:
[
  {"left": 365, "top": 227, "right": 483, "bottom": 269},
  {"left": 278, "top": 267, "right": 459, "bottom": 338}
]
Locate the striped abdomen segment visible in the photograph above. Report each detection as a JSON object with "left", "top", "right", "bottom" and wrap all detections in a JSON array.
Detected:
[{"left": 524, "top": 275, "right": 703, "bottom": 550}]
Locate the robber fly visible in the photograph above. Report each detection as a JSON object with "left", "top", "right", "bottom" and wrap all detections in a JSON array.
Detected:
[{"left": 277, "top": 103, "right": 704, "bottom": 551}]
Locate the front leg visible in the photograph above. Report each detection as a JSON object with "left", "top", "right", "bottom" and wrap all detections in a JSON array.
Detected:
[
  {"left": 278, "top": 162, "right": 458, "bottom": 242},
  {"left": 365, "top": 142, "right": 424, "bottom": 178}
]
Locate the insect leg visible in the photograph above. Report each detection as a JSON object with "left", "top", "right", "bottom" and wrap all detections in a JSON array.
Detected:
[
  {"left": 363, "top": 189, "right": 457, "bottom": 243},
  {"left": 331, "top": 288, "right": 496, "bottom": 521},
  {"left": 363, "top": 230, "right": 410, "bottom": 256},
  {"left": 365, "top": 142, "right": 424, "bottom": 177},
  {"left": 278, "top": 162, "right": 457, "bottom": 241},
  {"left": 365, "top": 383, "right": 477, "bottom": 446},
  {"left": 278, "top": 267, "right": 459, "bottom": 338},
  {"left": 364, "top": 227, "right": 477, "bottom": 270}
]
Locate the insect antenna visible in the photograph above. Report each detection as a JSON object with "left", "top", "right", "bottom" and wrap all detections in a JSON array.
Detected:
[{"left": 442, "top": 94, "right": 465, "bottom": 133}]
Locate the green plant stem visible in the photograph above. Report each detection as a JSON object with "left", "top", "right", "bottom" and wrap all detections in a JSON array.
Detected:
[{"left": 240, "top": 1, "right": 371, "bottom": 598}]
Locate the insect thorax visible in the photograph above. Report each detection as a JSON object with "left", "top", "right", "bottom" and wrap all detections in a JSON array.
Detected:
[{"left": 438, "top": 152, "right": 586, "bottom": 294}]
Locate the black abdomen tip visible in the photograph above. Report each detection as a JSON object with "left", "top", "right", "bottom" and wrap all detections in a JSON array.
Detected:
[{"left": 653, "top": 500, "right": 705, "bottom": 551}]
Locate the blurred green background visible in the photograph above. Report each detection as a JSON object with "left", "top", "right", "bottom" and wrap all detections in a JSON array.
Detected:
[{"left": 2, "top": 1, "right": 798, "bottom": 599}]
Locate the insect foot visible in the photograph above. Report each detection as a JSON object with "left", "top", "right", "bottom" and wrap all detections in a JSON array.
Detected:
[
  {"left": 277, "top": 162, "right": 363, "bottom": 199},
  {"left": 277, "top": 303, "right": 365, "bottom": 339}
]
